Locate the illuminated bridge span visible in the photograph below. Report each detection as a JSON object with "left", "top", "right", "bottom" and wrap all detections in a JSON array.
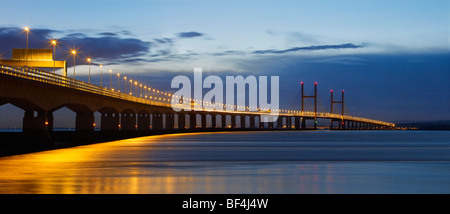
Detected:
[{"left": 0, "top": 63, "right": 395, "bottom": 136}]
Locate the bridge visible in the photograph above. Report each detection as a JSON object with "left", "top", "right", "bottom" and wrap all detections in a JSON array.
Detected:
[{"left": 0, "top": 62, "right": 395, "bottom": 142}]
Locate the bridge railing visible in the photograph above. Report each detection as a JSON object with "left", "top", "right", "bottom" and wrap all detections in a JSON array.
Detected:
[
  {"left": 0, "top": 63, "right": 172, "bottom": 108},
  {"left": 1, "top": 63, "right": 394, "bottom": 127}
]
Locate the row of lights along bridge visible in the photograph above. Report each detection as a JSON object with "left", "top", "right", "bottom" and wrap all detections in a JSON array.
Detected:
[{"left": 19, "top": 26, "right": 342, "bottom": 114}]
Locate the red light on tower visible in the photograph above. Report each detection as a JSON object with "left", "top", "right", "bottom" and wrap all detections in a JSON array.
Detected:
[
  {"left": 314, "top": 82, "right": 317, "bottom": 85},
  {"left": 342, "top": 90, "right": 344, "bottom": 92},
  {"left": 330, "top": 90, "right": 333, "bottom": 93},
  {"left": 300, "top": 82, "right": 303, "bottom": 85}
]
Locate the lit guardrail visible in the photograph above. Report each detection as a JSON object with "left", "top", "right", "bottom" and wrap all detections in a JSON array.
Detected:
[
  {"left": 0, "top": 63, "right": 394, "bottom": 127},
  {"left": 0, "top": 63, "right": 172, "bottom": 108}
]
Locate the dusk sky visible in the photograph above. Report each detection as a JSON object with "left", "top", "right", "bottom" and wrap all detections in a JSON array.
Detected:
[{"left": 0, "top": 0, "right": 449, "bottom": 128}]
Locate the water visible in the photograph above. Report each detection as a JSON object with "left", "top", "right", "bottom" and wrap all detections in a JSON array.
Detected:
[{"left": 0, "top": 130, "right": 449, "bottom": 194}]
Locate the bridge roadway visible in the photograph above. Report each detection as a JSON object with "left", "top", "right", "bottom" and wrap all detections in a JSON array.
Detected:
[{"left": 0, "top": 64, "right": 395, "bottom": 137}]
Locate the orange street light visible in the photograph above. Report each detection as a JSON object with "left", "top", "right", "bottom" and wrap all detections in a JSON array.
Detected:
[
  {"left": 71, "top": 50, "right": 77, "bottom": 79},
  {"left": 109, "top": 69, "right": 112, "bottom": 89},
  {"left": 23, "top": 26, "right": 30, "bottom": 63},
  {"left": 50, "top": 39, "right": 57, "bottom": 73},
  {"left": 87, "top": 58, "right": 91, "bottom": 83}
]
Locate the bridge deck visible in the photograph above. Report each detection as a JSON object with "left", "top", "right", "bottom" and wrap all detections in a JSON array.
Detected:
[{"left": 0, "top": 63, "right": 394, "bottom": 127}]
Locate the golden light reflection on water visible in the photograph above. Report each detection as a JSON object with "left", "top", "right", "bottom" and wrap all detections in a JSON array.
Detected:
[
  {"left": 0, "top": 135, "right": 180, "bottom": 194},
  {"left": 0, "top": 133, "right": 350, "bottom": 194},
  {"left": 2, "top": 131, "right": 443, "bottom": 194}
]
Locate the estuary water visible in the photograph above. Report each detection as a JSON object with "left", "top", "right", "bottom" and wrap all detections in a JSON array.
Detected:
[{"left": 0, "top": 130, "right": 449, "bottom": 194}]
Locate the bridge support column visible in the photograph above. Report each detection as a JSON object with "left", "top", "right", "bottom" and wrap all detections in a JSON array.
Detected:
[
  {"left": 22, "top": 110, "right": 52, "bottom": 146},
  {"left": 75, "top": 112, "right": 95, "bottom": 132},
  {"left": 249, "top": 116, "right": 255, "bottom": 129},
  {"left": 277, "top": 117, "right": 283, "bottom": 129},
  {"left": 178, "top": 113, "right": 186, "bottom": 130},
  {"left": 189, "top": 113, "right": 196, "bottom": 129},
  {"left": 166, "top": 113, "right": 174, "bottom": 130},
  {"left": 221, "top": 114, "right": 227, "bottom": 128},
  {"left": 240, "top": 115, "right": 246, "bottom": 129},
  {"left": 230, "top": 115, "right": 235, "bottom": 128},
  {"left": 152, "top": 112, "right": 163, "bottom": 130},
  {"left": 295, "top": 117, "right": 301, "bottom": 130},
  {"left": 101, "top": 112, "right": 119, "bottom": 131},
  {"left": 121, "top": 112, "right": 136, "bottom": 131},
  {"left": 301, "top": 117, "right": 306, "bottom": 130},
  {"left": 137, "top": 113, "right": 150, "bottom": 131},
  {"left": 286, "top": 117, "right": 291, "bottom": 129},
  {"left": 268, "top": 119, "right": 274, "bottom": 129},
  {"left": 23, "top": 111, "right": 49, "bottom": 132},
  {"left": 211, "top": 114, "right": 216, "bottom": 128},
  {"left": 259, "top": 116, "right": 265, "bottom": 129},
  {"left": 47, "top": 111, "right": 54, "bottom": 132},
  {"left": 201, "top": 114, "right": 207, "bottom": 129}
]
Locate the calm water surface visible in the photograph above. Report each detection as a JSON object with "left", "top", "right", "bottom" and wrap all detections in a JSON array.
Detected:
[{"left": 0, "top": 131, "right": 449, "bottom": 194}]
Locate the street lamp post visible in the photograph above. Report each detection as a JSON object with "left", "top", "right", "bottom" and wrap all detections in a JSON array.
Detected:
[
  {"left": 117, "top": 73, "right": 120, "bottom": 92},
  {"left": 109, "top": 69, "right": 112, "bottom": 89},
  {"left": 129, "top": 79, "right": 133, "bottom": 95},
  {"left": 139, "top": 84, "right": 142, "bottom": 98},
  {"left": 71, "top": 50, "right": 77, "bottom": 79},
  {"left": 99, "top": 64, "right": 103, "bottom": 88},
  {"left": 24, "top": 26, "right": 30, "bottom": 64},
  {"left": 124, "top": 76, "right": 127, "bottom": 95},
  {"left": 50, "top": 39, "right": 57, "bottom": 73},
  {"left": 134, "top": 81, "right": 138, "bottom": 97},
  {"left": 87, "top": 58, "right": 91, "bottom": 84}
]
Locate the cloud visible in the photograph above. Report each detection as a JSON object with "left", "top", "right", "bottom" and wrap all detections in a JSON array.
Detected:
[
  {"left": 0, "top": 27, "right": 58, "bottom": 55},
  {"left": 154, "top": 38, "right": 173, "bottom": 44},
  {"left": 98, "top": 32, "right": 117, "bottom": 37},
  {"left": 0, "top": 27, "right": 151, "bottom": 65},
  {"left": 252, "top": 43, "right": 367, "bottom": 54},
  {"left": 60, "top": 35, "right": 151, "bottom": 63},
  {"left": 177, "top": 31, "right": 203, "bottom": 38}
]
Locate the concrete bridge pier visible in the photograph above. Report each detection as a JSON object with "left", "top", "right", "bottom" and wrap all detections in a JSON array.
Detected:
[
  {"left": 221, "top": 114, "right": 227, "bottom": 128},
  {"left": 259, "top": 116, "right": 265, "bottom": 129},
  {"left": 47, "top": 111, "right": 54, "bottom": 132},
  {"left": 178, "top": 113, "right": 186, "bottom": 130},
  {"left": 22, "top": 110, "right": 52, "bottom": 145},
  {"left": 268, "top": 119, "right": 274, "bottom": 129},
  {"left": 211, "top": 114, "right": 216, "bottom": 128},
  {"left": 249, "top": 116, "right": 255, "bottom": 129},
  {"left": 137, "top": 112, "right": 150, "bottom": 131},
  {"left": 294, "top": 117, "right": 301, "bottom": 130},
  {"left": 166, "top": 113, "right": 174, "bottom": 130},
  {"left": 286, "top": 117, "right": 291, "bottom": 129},
  {"left": 189, "top": 112, "right": 197, "bottom": 129},
  {"left": 201, "top": 113, "right": 207, "bottom": 129},
  {"left": 152, "top": 112, "right": 163, "bottom": 130},
  {"left": 231, "top": 115, "right": 236, "bottom": 129},
  {"left": 277, "top": 117, "right": 283, "bottom": 129},
  {"left": 101, "top": 112, "right": 120, "bottom": 131},
  {"left": 75, "top": 112, "right": 95, "bottom": 132},
  {"left": 121, "top": 111, "right": 136, "bottom": 131},
  {"left": 23, "top": 110, "right": 49, "bottom": 132},
  {"left": 240, "top": 115, "right": 246, "bottom": 129}
]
